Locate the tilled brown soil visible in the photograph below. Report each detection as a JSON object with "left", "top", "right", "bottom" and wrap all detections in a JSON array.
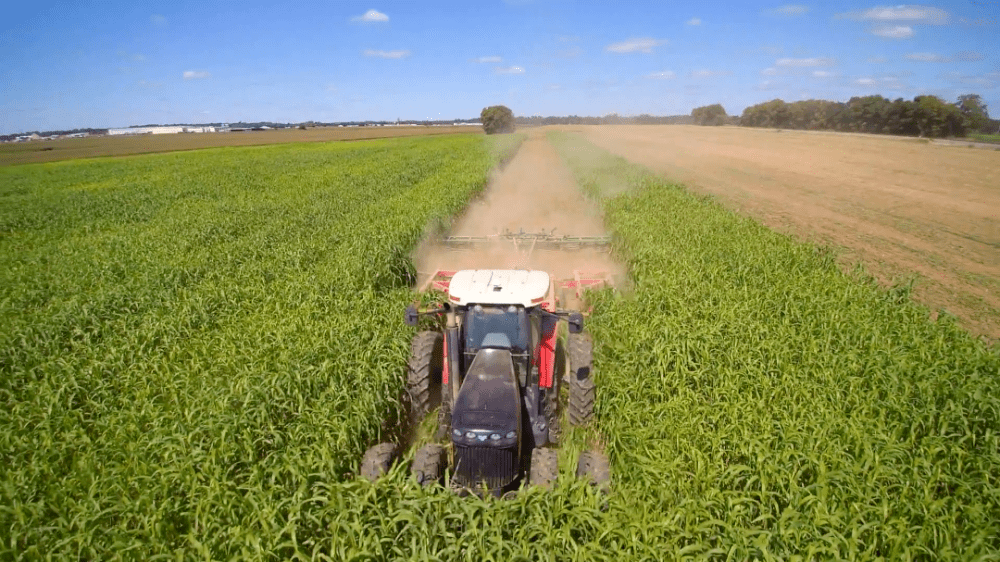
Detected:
[
  {"left": 575, "top": 124, "right": 1000, "bottom": 341},
  {"left": 413, "top": 131, "right": 624, "bottom": 287}
]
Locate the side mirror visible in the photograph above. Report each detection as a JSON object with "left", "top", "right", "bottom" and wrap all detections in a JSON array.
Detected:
[
  {"left": 567, "top": 312, "right": 584, "bottom": 334},
  {"left": 404, "top": 305, "right": 419, "bottom": 327}
]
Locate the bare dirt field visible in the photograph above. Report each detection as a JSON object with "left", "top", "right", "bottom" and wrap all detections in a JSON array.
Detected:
[
  {"left": 574, "top": 124, "right": 1000, "bottom": 341},
  {"left": 414, "top": 130, "right": 624, "bottom": 288},
  {"left": 0, "top": 126, "right": 478, "bottom": 166}
]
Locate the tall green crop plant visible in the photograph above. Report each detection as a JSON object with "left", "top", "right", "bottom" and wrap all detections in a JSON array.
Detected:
[
  {"left": 3, "top": 128, "right": 998, "bottom": 560},
  {"left": 0, "top": 134, "right": 521, "bottom": 559}
]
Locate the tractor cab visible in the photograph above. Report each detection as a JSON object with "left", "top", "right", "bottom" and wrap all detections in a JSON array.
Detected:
[{"left": 462, "top": 305, "right": 532, "bottom": 382}]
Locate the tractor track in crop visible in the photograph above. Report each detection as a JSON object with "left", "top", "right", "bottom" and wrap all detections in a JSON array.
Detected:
[{"left": 413, "top": 130, "right": 625, "bottom": 286}]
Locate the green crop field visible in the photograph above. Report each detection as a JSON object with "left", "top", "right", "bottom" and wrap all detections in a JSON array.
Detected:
[
  {"left": 2, "top": 130, "right": 998, "bottom": 560},
  {"left": 550, "top": 132, "right": 1000, "bottom": 559},
  {"left": 968, "top": 132, "right": 1000, "bottom": 144}
]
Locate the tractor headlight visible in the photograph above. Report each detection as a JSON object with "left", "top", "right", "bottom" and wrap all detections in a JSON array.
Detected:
[
  {"left": 453, "top": 429, "right": 462, "bottom": 438},
  {"left": 465, "top": 431, "right": 476, "bottom": 439},
  {"left": 506, "top": 431, "right": 516, "bottom": 439},
  {"left": 490, "top": 433, "right": 501, "bottom": 441}
]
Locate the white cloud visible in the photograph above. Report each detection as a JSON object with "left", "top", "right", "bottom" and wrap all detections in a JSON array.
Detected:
[
  {"left": 762, "top": 67, "right": 779, "bottom": 76},
  {"left": 776, "top": 57, "right": 834, "bottom": 67},
  {"left": 546, "top": 84, "right": 562, "bottom": 90},
  {"left": 352, "top": 9, "right": 389, "bottom": 23},
  {"left": 690, "top": 69, "right": 729, "bottom": 78},
  {"left": 646, "top": 71, "right": 676, "bottom": 79},
  {"left": 686, "top": 17, "right": 701, "bottom": 26},
  {"left": 906, "top": 52, "right": 948, "bottom": 62},
  {"left": 813, "top": 70, "right": 835, "bottom": 77},
  {"left": 495, "top": 66, "right": 525, "bottom": 74},
  {"left": 769, "top": 5, "right": 808, "bottom": 16},
  {"left": 953, "top": 51, "right": 984, "bottom": 62},
  {"left": 867, "top": 56, "right": 888, "bottom": 63},
  {"left": 150, "top": 14, "right": 167, "bottom": 26},
  {"left": 558, "top": 46, "right": 583, "bottom": 58},
  {"left": 325, "top": 84, "right": 338, "bottom": 93},
  {"left": 363, "top": 49, "right": 410, "bottom": 59},
  {"left": 183, "top": 70, "right": 210, "bottom": 80},
  {"left": 942, "top": 71, "right": 1000, "bottom": 89},
  {"left": 839, "top": 5, "right": 949, "bottom": 24},
  {"left": 856, "top": 77, "right": 876, "bottom": 85},
  {"left": 871, "top": 25, "right": 914, "bottom": 38},
  {"left": 606, "top": 38, "right": 667, "bottom": 54},
  {"left": 473, "top": 56, "right": 502, "bottom": 63}
]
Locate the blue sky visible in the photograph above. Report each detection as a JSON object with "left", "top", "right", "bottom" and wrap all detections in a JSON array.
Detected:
[{"left": 1, "top": 1, "right": 997, "bottom": 134}]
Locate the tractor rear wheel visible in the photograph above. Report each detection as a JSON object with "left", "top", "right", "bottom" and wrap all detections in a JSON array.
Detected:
[
  {"left": 408, "top": 331, "right": 443, "bottom": 422},
  {"left": 529, "top": 448, "right": 558, "bottom": 489},
  {"left": 411, "top": 443, "right": 445, "bottom": 487},
  {"left": 576, "top": 450, "right": 610, "bottom": 493},
  {"left": 568, "top": 333, "right": 595, "bottom": 426},
  {"left": 360, "top": 442, "right": 398, "bottom": 481}
]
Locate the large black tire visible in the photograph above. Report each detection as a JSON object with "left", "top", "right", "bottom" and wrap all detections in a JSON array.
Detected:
[
  {"left": 568, "top": 333, "right": 595, "bottom": 426},
  {"left": 576, "top": 450, "right": 611, "bottom": 493},
  {"left": 529, "top": 448, "right": 559, "bottom": 489},
  {"left": 408, "top": 331, "right": 443, "bottom": 421},
  {"left": 360, "top": 442, "right": 398, "bottom": 481},
  {"left": 411, "top": 443, "right": 445, "bottom": 487}
]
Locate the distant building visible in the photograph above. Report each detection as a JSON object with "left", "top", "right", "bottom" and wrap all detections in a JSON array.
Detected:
[{"left": 107, "top": 125, "right": 216, "bottom": 135}]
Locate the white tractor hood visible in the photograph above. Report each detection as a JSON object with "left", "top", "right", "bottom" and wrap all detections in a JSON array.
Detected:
[{"left": 447, "top": 269, "right": 550, "bottom": 307}]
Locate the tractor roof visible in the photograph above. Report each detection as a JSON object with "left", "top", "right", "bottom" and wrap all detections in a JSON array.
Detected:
[{"left": 448, "top": 270, "right": 550, "bottom": 307}]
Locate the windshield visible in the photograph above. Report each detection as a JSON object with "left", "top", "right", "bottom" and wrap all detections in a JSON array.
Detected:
[{"left": 463, "top": 305, "right": 530, "bottom": 353}]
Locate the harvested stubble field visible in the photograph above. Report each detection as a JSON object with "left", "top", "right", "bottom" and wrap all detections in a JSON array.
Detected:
[
  {"left": 0, "top": 125, "right": 478, "bottom": 167},
  {"left": 1, "top": 129, "right": 999, "bottom": 560},
  {"left": 576, "top": 124, "right": 1000, "bottom": 342}
]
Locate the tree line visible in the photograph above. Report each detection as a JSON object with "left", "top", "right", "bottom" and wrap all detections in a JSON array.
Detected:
[
  {"left": 514, "top": 114, "right": 693, "bottom": 126},
  {"left": 736, "top": 94, "right": 993, "bottom": 138}
]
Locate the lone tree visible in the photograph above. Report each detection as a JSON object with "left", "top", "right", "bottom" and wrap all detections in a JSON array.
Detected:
[
  {"left": 691, "top": 104, "right": 728, "bottom": 126},
  {"left": 481, "top": 105, "right": 515, "bottom": 134},
  {"left": 956, "top": 94, "right": 990, "bottom": 133}
]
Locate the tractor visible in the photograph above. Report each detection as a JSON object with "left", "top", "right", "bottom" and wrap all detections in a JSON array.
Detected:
[{"left": 360, "top": 267, "right": 610, "bottom": 495}]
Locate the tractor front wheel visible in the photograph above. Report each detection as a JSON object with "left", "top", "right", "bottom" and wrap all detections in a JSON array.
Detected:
[
  {"left": 360, "top": 442, "right": 398, "bottom": 481},
  {"left": 412, "top": 443, "right": 445, "bottom": 487},
  {"left": 529, "top": 448, "right": 558, "bottom": 489},
  {"left": 568, "top": 333, "right": 595, "bottom": 426},
  {"left": 576, "top": 450, "right": 610, "bottom": 493}
]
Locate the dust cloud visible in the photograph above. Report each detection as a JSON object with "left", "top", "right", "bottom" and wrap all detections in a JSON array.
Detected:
[{"left": 412, "top": 131, "right": 625, "bottom": 286}]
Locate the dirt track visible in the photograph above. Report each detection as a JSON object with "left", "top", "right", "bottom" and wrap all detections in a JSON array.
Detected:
[
  {"left": 413, "top": 131, "right": 623, "bottom": 285},
  {"left": 576, "top": 124, "right": 1000, "bottom": 340}
]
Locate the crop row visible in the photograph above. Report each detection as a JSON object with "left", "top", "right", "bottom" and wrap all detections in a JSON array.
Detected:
[
  {"left": 549, "top": 131, "right": 1000, "bottom": 559},
  {"left": 0, "top": 134, "right": 520, "bottom": 558},
  {"left": 3, "top": 130, "right": 997, "bottom": 560}
]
